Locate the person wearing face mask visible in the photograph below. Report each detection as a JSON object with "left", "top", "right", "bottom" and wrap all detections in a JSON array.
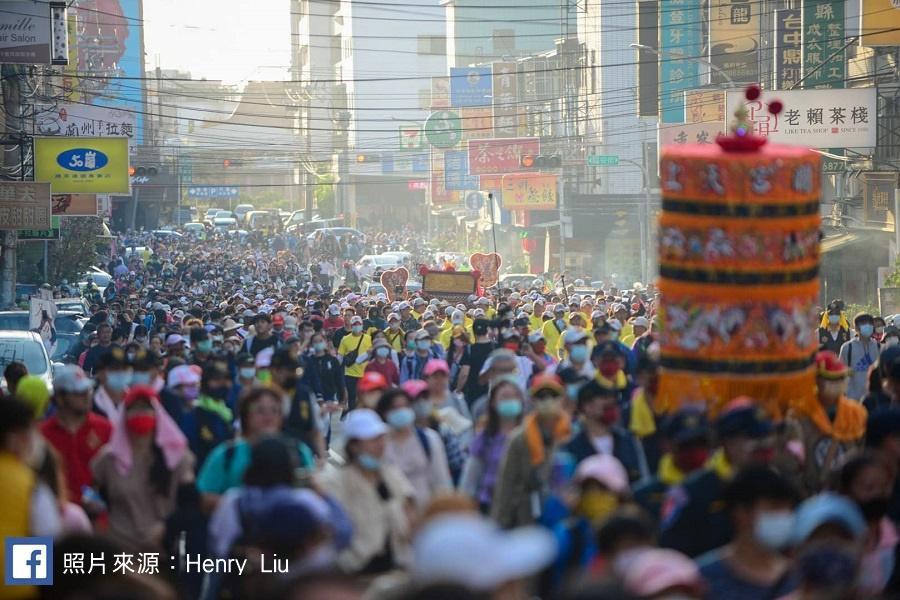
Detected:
[
  {"left": 92, "top": 348, "right": 133, "bottom": 421},
  {"left": 337, "top": 315, "right": 372, "bottom": 414},
  {"left": 174, "top": 362, "right": 234, "bottom": 465},
  {"left": 541, "top": 304, "right": 568, "bottom": 360},
  {"left": 439, "top": 309, "right": 467, "bottom": 350},
  {"left": 696, "top": 466, "right": 800, "bottom": 600},
  {"left": 818, "top": 300, "right": 850, "bottom": 354},
  {"left": 399, "top": 329, "right": 437, "bottom": 384},
  {"left": 460, "top": 378, "right": 525, "bottom": 514},
  {"left": 301, "top": 332, "right": 344, "bottom": 445},
  {"left": 557, "top": 328, "right": 596, "bottom": 380},
  {"left": 492, "top": 375, "right": 572, "bottom": 528},
  {"left": 788, "top": 351, "right": 867, "bottom": 493},
  {"left": 190, "top": 327, "right": 213, "bottom": 365},
  {"left": 883, "top": 325, "right": 900, "bottom": 349},
  {"left": 633, "top": 409, "right": 711, "bottom": 523},
  {"left": 458, "top": 319, "right": 496, "bottom": 406},
  {"left": 318, "top": 408, "right": 416, "bottom": 574},
  {"left": 40, "top": 365, "right": 111, "bottom": 510},
  {"left": 660, "top": 399, "right": 777, "bottom": 558},
  {"left": 90, "top": 385, "right": 194, "bottom": 549},
  {"left": 269, "top": 348, "right": 326, "bottom": 461},
  {"left": 564, "top": 381, "right": 649, "bottom": 484},
  {"left": 839, "top": 312, "right": 881, "bottom": 400},
  {"left": 546, "top": 455, "right": 632, "bottom": 593},
  {"left": 835, "top": 452, "right": 898, "bottom": 595},
  {"left": 384, "top": 313, "right": 405, "bottom": 352},
  {"left": 591, "top": 342, "right": 631, "bottom": 407},
  {"left": 376, "top": 388, "right": 452, "bottom": 509},
  {"left": 363, "top": 337, "right": 400, "bottom": 386}
]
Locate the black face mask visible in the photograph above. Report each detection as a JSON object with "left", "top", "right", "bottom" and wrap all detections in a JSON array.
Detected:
[
  {"left": 858, "top": 497, "right": 890, "bottom": 522},
  {"left": 207, "top": 386, "right": 230, "bottom": 402}
]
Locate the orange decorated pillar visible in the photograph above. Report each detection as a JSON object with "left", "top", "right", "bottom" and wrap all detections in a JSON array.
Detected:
[{"left": 656, "top": 87, "right": 822, "bottom": 418}]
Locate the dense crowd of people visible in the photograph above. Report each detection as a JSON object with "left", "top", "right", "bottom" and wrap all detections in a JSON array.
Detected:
[{"left": 3, "top": 227, "right": 900, "bottom": 600}]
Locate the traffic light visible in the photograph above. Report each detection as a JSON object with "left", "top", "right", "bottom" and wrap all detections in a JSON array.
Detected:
[
  {"left": 520, "top": 154, "right": 561, "bottom": 169},
  {"left": 129, "top": 165, "right": 158, "bottom": 177},
  {"left": 355, "top": 154, "right": 380, "bottom": 163},
  {"left": 222, "top": 159, "right": 244, "bottom": 168},
  {"left": 223, "top": 159, "right": 231, "bottom": 168}
]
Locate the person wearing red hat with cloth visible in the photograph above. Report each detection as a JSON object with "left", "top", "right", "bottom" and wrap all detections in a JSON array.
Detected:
[{"left": 788, "top": 350, "right": 867, "bottom": 493}]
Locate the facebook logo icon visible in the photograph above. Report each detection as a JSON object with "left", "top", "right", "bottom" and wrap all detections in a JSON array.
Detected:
[{"left": 5, "top": 537, "right": 53, "bottom": 585}]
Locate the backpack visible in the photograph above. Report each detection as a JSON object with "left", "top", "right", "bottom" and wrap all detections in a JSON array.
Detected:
[{"left": 415, "top": 427, "right": 432, "bottom": 460}]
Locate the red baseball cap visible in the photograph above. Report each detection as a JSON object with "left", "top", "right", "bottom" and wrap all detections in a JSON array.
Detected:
[{"left": 358, "top": 371, "right": 389, "bottom": 393}]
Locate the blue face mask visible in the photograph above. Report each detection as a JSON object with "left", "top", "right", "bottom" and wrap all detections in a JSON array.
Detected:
[
  {"left": 555, "top": 318, "right": 566, "bottom": 329},
  {"left": 196, "top": 340, "right": 213, "bottom": 353},
  {"left": 239, "top": 367, "right": 256, "bottom": 380},
  {"left": 105, "top": 371, "right": 131, "bottom": 392},
  {"left": 753, "top": 510, "right": 796, "bottom": 550},
  {"left": 417, "top": 339, "right": 432, "bottom": 351},
  {"left": 375, "top": 347, "right": 391, "bottom": 358},
  {"left": 497, "top": 398, "right": 523, "bottom": 419},
  {"left": 130, "top": 372, "right": 152, "bottom": 386},
  {"left": 569, "top": 344, "right": 588, "bottom": 363},
  {"left": 351, "top": 325, "right": 363, "bottom": 334},
  {"left": 859, "top": 324, "right": 875, "bottom": 337},
  {"left": 566, "top": 383, "right": 581, "bottom": 400},
  {"left": 357, "top": 453, "right": 381, "bottom": 471},
  {"left": 313, "top": 341, "right": 327, "bottom": 353},
  {"left": 387, "top": 407, "right": 415, "bottom": 430}
]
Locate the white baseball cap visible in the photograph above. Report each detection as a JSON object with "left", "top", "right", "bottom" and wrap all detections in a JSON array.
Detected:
[
  {"left": 343, "top": 408, "right": 389, "bottom": 442},
  {"left": 413, "top": 514, "right": 557, "bottom": 591}
]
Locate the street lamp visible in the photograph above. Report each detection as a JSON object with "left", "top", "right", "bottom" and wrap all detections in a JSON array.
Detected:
[{"left": 630, "top": 42, "right": 737, "bottom": 88}]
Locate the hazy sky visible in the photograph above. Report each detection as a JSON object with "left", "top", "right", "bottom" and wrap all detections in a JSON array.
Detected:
[{"left": 142, "top": 0, "right": 292, "bottom": 82}]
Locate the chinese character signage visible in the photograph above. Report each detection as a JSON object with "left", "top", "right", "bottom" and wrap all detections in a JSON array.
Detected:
[
  {"left": 659, "top": 0, "right": 702, "bottom": 123},
  {"left": 450, "top": 67, "right": 492, "bottom": 108},
  {"left": 35, "top": 105, "right": 137, "bottom": 147},
  {"left": 444, "top": 151, "right": 479, "bottom": 191},
  {"left": 685, "top": 90, "right": 725, "bottom": 124},
  {"left": 659, "top": 121, "right": 724, "bottom": 147},
  {"left": 774, "top": 9, "right": 802, "bottom": 90},
  {"left": 709, "top": 0, "right": 760, "bottom": 84},
  {"left": 430, "top": 170, "right": 459, "bottom": 206},
  {"left": 52, "top": 194, "right": 97, "bottom": 216},
  {"left": 0, "top": 1, "right": 52, "bottom": 64},
  {"left": 461, "top": 108, "right": 493, "bottom": 141},
  {"left": 492, "top": 62, "right": 519, "bottom": 137},
  {"left": 725, "top": 88, "right": 876, "bottom": 149},
  {"left": 186, "top": 186, "right": 239, "bottom": 200},
  {"left": 0, "top": 182, "right": 52, "bottom": 230},
  {"left": 501, "top": 174, "right": 558, "bottom": 211},
  {"left": 861, "top": 0, "right": 900, "bottom": 46},
  {"left": 19, "top": 216, "right": 60, "bottom": 241},
  {"left": 34, "top": 137, "right": 129, "bottom": 194},
  {"left": 467, "top": 137, "right": 540, "bottom": 176},
  {"left": 802, "top": 0, "right": 844, "bottom": 89},
  {"left": 431, "top": 76, "right": 450, "bottom": 109},
  {"left": 863, "top": 173, "right": 897, "bottom": 226}
]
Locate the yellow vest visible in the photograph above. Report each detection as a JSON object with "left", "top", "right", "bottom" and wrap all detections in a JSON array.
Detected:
[
  {"left": 541, "top": 319, "right": 565, "bottom": 358},
  {"left": 0, "top": 452, "right": 36, "bottom": 600},
  {"left": 529, "top": 315, "right": 544, "bottom": 333},
  {"left": 384, "top": 328, "right": 404, "bottom": 352}
]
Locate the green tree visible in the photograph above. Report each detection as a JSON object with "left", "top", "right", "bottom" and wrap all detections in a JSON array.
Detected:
[
  {"left": 315, "top": 172, "right": 336, "bottom": 219},
  {"left": 17, "top": 217, "right": 104, "bottom": 285}
]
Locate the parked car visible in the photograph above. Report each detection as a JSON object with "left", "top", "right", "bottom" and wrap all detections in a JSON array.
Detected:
[
  {"left": 381, "top": 251, "right": 413, "bottom": 264},
  {"left": 182, "top": 222, "right": 207, "bottom": 237},
  {"left": 245, "top": 210, "right": 281, "bottom": 230},
  {"left": 357, "top": 254, "right": 402, "bottom": 275},
  {"left": 283, "top": 210, "right": 320, "bottom": 229},
  {"left": 305, "top": 227, "right": 364, "bottom": 243},
  {"left": 204, "top": 207, "right": 224, "bottom": 222},
  {"left": 233, "top": 204, "right": 255, "bottom": 221},
  {"left": 150, "top": 229, "right": 182, "bottom": 240},
  {"left": 213, "top": 217, "right": 238, "bottom": 231},
  {"left": 55, "top": 297, "right": 90, "bottom": 315},
  {"left": 0, "top": 311, "right": 85, "bottom": 362},
  {"left": 77, "top": 267, "right": 112, "bottom": 293},
  {"left": 0, "top": 331, "right": 53, "bottom": 392}
]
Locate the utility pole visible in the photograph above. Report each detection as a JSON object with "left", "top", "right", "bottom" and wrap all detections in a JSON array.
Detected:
[{"left": 0, "top": 65, "right": 23, "bottom": 307}]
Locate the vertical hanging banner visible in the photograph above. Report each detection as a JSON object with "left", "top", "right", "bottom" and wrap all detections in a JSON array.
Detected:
[
  {"left": 492, "top": 62, "right": 519, "bottom": 137},
  {"left": 774, "top": 9, "right": 802, "bottom": 90},
  {"left": 685, "top": 90, "right": 726, "bottom": 124},
  {"left": 659, "top": 0, "right": 703, "bottom": 123},
  {"left": 431, "top": 76, "right": 450, "bottom": 109},
  {"left": 802, "top": 0, "right": 845, "bottom": 89},
  {"left": 444, "top": 151, "right": 479, "bottom": 190},
  {"left": 861, "top": 0, "right": 900, "bottom": 46},
  {"left": 461, "top": 108, "right": 493, "bottom": 141},
  {"left": 708, "top": 0, "right": 761, "bottom": 84}
]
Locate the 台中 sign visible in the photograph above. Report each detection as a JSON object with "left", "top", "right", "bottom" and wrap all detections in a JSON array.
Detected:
[
  {"left": 467, "top": 137, "right": 540, "bottom": 176},
  {"left": 187, "top": 186, "right": 239, "bottom": 200},
  {"left": 500, "top": 174, "right": 558, "bottom": 211},
  {"left": 34, "top": 137, "right": 129, "bottom": 194},
  {"left": 0, "top": 1, "right": 52, "bottom": 64},
  {"left": 774, "top": 9, "right": 802, "bottom": 90},
  {"left": 725, "top": 88, "right": 877, "bottom": 149},
  {"left": 0, "top": 182, "right": 52, "bottom": 230}
]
